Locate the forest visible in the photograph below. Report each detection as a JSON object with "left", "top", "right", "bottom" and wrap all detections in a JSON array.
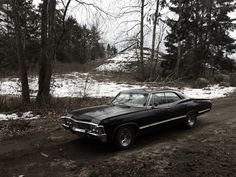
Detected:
[
  {"left": 1, "top": 1, "right": 236, "bottom": 177},
  {"left": 0, "top": 0, "right": 235, "bottom": 104}
]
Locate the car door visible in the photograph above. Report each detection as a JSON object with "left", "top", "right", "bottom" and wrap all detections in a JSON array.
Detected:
[
  {"left": 139, "top": 92, "right": 171, "bottom": 129},
  {"left": 165, "top": 92, "right": 187, "bottom": 119}
]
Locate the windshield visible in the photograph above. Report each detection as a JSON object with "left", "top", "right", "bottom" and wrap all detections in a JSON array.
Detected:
[{"left": 112, "top": 92, "right": 148, "bottom": 107}]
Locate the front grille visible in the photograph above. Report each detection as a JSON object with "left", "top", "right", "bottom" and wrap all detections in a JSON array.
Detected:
[
  {"left": 74, "top": 122, "right": 90, "bottom": 130},
  {"left": 63, "top": 118, "right": 91, "bottom": 130}
]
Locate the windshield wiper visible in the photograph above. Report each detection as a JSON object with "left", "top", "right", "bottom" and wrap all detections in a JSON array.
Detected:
[
  {"left": 111, "top": 102, "right": 131, "bottom": 108},
  {"left": 118, "top": 104, "right": 131, "bottom": 108}
]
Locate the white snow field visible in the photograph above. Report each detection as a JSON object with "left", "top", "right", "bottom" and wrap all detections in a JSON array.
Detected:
[
  {"left": 96, "top": 49, "right": 163, "bottom": 72},
  {"left": 96, "top": 50, "right": 138, "bottom": 72},
  {"left": 0, "top": 72, "right": 235, "bottom": 99},
  {"left": 0, "top": 111, "right": 40, "bottom": 121},
  {"left": 0, "top": 72, "right": 235, "bottom": 121},
  {"left": 96, "top": 50, "right": 140, "bottom": 72}
]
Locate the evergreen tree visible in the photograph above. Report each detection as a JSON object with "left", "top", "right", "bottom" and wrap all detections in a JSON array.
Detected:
[
  {"left": 0, "top": 0, "right": 39, "bottom": 102},
  {"left": 56, "top": 16, "right": 105, "bottom": 63},
  {"left": 0, "top": 0, "right": 40, "bottom": 70},
  {"left": 89, "top": 25, "right": 100, "bottom": 61},
  {"left": 106, "top": 44, "right": 111, "bottom": 58},
  {"left": 111, "top": 45, "right": 118, "bottom": 56},
  {"left": 106, "top": 44, "right": 117, "bottom": 58},
  {"left": 165, "top": 0, "right": 236, "bottom": 78}
]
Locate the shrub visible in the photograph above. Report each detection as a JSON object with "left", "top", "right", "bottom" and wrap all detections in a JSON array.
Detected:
[
  {"left": 214, "top": 74, "right": 230, "bottom": 83},
  {"left": 219, "top": 82, "right": 230, "bottom": 87},
  {"left": 194, "top": 78, "right": 209, "bottom": 88},
  {"left": 229, "top": 73, "right": 236, "bottom": 87}
]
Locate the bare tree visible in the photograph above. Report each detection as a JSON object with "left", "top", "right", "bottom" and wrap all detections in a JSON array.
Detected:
[
  {"left": 139, "top": 0, "right": 145, "bottom": 80},
  {"left": 37, "top": 0, "right": 56, "bottom": 104},
  {"left": 150, "top": 21, "right": 167, "bottom": 80},
  {"left": 37, "top": 0, "right": 72, "bottom": 105},
  {"left": 174, "top": 1, "right": 183, "bottom": 76},
  {"left": 114, "top": 0, "right": 168, "bottom": 81},
  {"left": 37, "top": 0, "right": 109, "bottom": 105},
  {"left": 149, "top": 0, "right": 168, "bottom": 80},
  {"left": 10, "top": 0, "right": 30, "bottom": 103},
  {"left": 149, "top": 0, "right": 160, "bottom": 80},
  {"left": 115, "top": 0, "right": 148, "bottom": 80},
  {"left": 150, "top": 0, "right": 160, "bottom": 65}
]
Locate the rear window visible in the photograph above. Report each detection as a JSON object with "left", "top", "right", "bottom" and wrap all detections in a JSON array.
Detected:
[
  {"left": 150, "top": 93, "right": 166, "bottom": 106},
  {"left": 165, "top": 92, "right": 181, "bottom": 103},
  {"left": 112, "top": 92, "right": 148, "bottom": 107}
]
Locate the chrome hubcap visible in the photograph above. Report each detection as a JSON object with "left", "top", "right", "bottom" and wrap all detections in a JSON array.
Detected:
[
  {"left": 187, "top": 115, "right": 196, "bottom": 127},
  {"left": 119, "top": 128, "right": 132, "bottom": 147}
]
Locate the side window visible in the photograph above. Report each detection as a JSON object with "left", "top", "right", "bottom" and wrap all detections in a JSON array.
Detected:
[
  {"left": 150, "top": 93, "right": 166, "bottom": 106},
  {"left": 165, "top": 92, "right": 181, "bottom": 103}
]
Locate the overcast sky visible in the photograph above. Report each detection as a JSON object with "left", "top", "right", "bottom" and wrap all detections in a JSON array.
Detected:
[{"left": 33, "top": 0, "right": 236, "bottom": 59}]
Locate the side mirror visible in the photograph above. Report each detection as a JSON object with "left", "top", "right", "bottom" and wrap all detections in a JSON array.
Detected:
[
  {"left": 150, "top": 103, "right": 158, "bottom": 109},
  {"left": 154, "top": 102, "right": 159, "bottom": 107}
]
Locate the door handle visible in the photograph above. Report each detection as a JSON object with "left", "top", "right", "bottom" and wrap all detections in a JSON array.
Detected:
[{"left": 166, "top": 107, "right": 171, "bottom": 111}]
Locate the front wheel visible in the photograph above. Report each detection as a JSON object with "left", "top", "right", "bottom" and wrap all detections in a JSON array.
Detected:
[
  {"left": 114, "top": 126, "right": 134, "bottom": 150},
  {"left": 185, "top": 112, "right": 197, "bottom": 129}
]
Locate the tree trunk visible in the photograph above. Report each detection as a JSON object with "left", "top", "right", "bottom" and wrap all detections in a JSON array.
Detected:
[
  {"left": 204, "top": 1, "right": 213, "bottom": 77},
  {"left": 149, "top": 0, "right": 160, "bottom": 80},
  {"left": 36, "top": 0, "right": 71, "bottom": 105},
  {"left": 194, "top": 0, "right": 199, "bottom": 48},
  {"left": 140, "top": 0, "right": 145, "bottom": 80},
  {"left": 174, "top": 1, "right": 182, "bottom": 77},
  {"left": 37, "top": 0, "right": 56, "bottom": 105},
  {"left": 175, "top": 40, "right": 181, "bottom": 76},
  {"left": 11, "top": 0, "right": 30, "bottom": 103}
]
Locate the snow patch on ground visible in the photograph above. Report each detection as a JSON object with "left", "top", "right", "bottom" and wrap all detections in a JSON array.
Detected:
[
  {"left": 0, "top": 72, "right": 147, "bottom": 98},
  {"left": 0, "top": 72, "right": 235, "bottom": 99},
  {"left": 0, "top": 111, "right": 40, "bottom": 121},
  {"left": 0, "top": 72, "right": 235, "bottom": 121},
  {"left": 96, "top": 49, "right": 159, "bottom": 72},
  {"left": 96, "top": 50, "right": 138, "bottom": 72},
  {"left": 181, "top": 85, "right": 235, "bottom": 99}
]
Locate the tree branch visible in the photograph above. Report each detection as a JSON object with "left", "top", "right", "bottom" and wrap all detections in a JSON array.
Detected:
[
  {"left": 74, "top": 0, "right": 110, "bottom": 16},
  {"left": 55, "top": 0, "right": 72, "bottom": 51}
]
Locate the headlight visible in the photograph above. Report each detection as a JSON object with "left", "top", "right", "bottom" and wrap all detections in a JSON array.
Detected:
[
  {"left": 89, "top": 125, "right": 105, "bottom": 135},
  {"left": 95, "top": 126, "right": 105, "bottom": 134},
  {"left": 61, "top": 117, "right": 70, "bottom": 125}
]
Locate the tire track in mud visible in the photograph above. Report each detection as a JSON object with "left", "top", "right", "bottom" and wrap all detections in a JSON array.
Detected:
[{"left": 0, "top": 95, "right": 236, "bottom": 177}]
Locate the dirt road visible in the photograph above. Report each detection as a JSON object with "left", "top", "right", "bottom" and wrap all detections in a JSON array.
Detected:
[{"left": 0, "top": 95, "right": 236, "bottom": 177}]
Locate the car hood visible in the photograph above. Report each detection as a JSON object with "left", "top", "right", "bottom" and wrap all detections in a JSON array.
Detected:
[{"left": 68, "top": 105, "right": 145, "bottom": 124}]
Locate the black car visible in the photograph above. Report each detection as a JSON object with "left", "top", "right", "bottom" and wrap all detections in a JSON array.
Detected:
[{"left": 61, "top": 89, "right": 212, "bottom": 149}]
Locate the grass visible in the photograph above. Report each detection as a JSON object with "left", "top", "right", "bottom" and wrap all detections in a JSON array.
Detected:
[
  {"left": 0, "top": 59, "right": 105, "bottom": 78},
  {"left": 0, "top": 95, "right": 112, "bottom": 115},
  {"left": 0, "top": 96, "right": 22, "bottom": 113},
  {"left": 53, "top": 60, "right": 105, "bottom": 74}
]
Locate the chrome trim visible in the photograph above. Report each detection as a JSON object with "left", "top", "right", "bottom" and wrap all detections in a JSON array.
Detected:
[
  {"left": 71, "top": 125, "right": 86, "bottom": 133},
  {"left": 88, "top": 132, "right": 107, "bottom": 137},
  {"left": 139, "top": 115, "right": 187, "bottom": 129},
  {"left": 61, "top": 116, "right": 99, "bottom": 126},
  {"left": 62, "top": 123, "right": 69, "bottom": 128},
  {"left": 62, "top": 123, "right": 85, "bottom": 133},
  {"left": 198, "top": 108, "right": 211, "bottom": 114},
  {"left": 62, "top": 123, "right": 106, "bottom": 136},
  {"left": 146, "top": 93, "right": 153, "bottom": 107},
  {"left": 61, "top": 116, "right": 106, "bottom": 136}
]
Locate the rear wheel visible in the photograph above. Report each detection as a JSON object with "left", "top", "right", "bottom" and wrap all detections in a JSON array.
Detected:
[
  {"left": 185, "top": 112, "right": 197, "bottom": 129},
  {"left": 114, "top": 126, "right": 134, "bottom": 150}
]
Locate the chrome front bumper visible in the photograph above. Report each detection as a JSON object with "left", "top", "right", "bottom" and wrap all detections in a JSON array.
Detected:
[{"left": 61, "top": 117, "right": 107, "bottom": 143}]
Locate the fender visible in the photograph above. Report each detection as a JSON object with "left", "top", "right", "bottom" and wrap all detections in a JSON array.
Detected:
[{"left": 111, "top": 122, "right": 139, "bottom": 141}]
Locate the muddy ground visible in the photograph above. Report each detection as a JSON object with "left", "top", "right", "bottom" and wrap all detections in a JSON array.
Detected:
[{"left": 0, "top": 95, "right": 236, "bottom": 177}]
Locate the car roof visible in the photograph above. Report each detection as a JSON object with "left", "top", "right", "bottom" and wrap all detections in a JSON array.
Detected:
[{"left": 120, "top": 88, "right": 181, "bottom": 94}]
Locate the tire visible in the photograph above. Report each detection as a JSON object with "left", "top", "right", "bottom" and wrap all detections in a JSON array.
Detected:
[
  {"left": 114, "top": 126, "right": 134, "bottom": 150},
  {"left": 185, "top": 112, "right": 197, "bottom": 129}
]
